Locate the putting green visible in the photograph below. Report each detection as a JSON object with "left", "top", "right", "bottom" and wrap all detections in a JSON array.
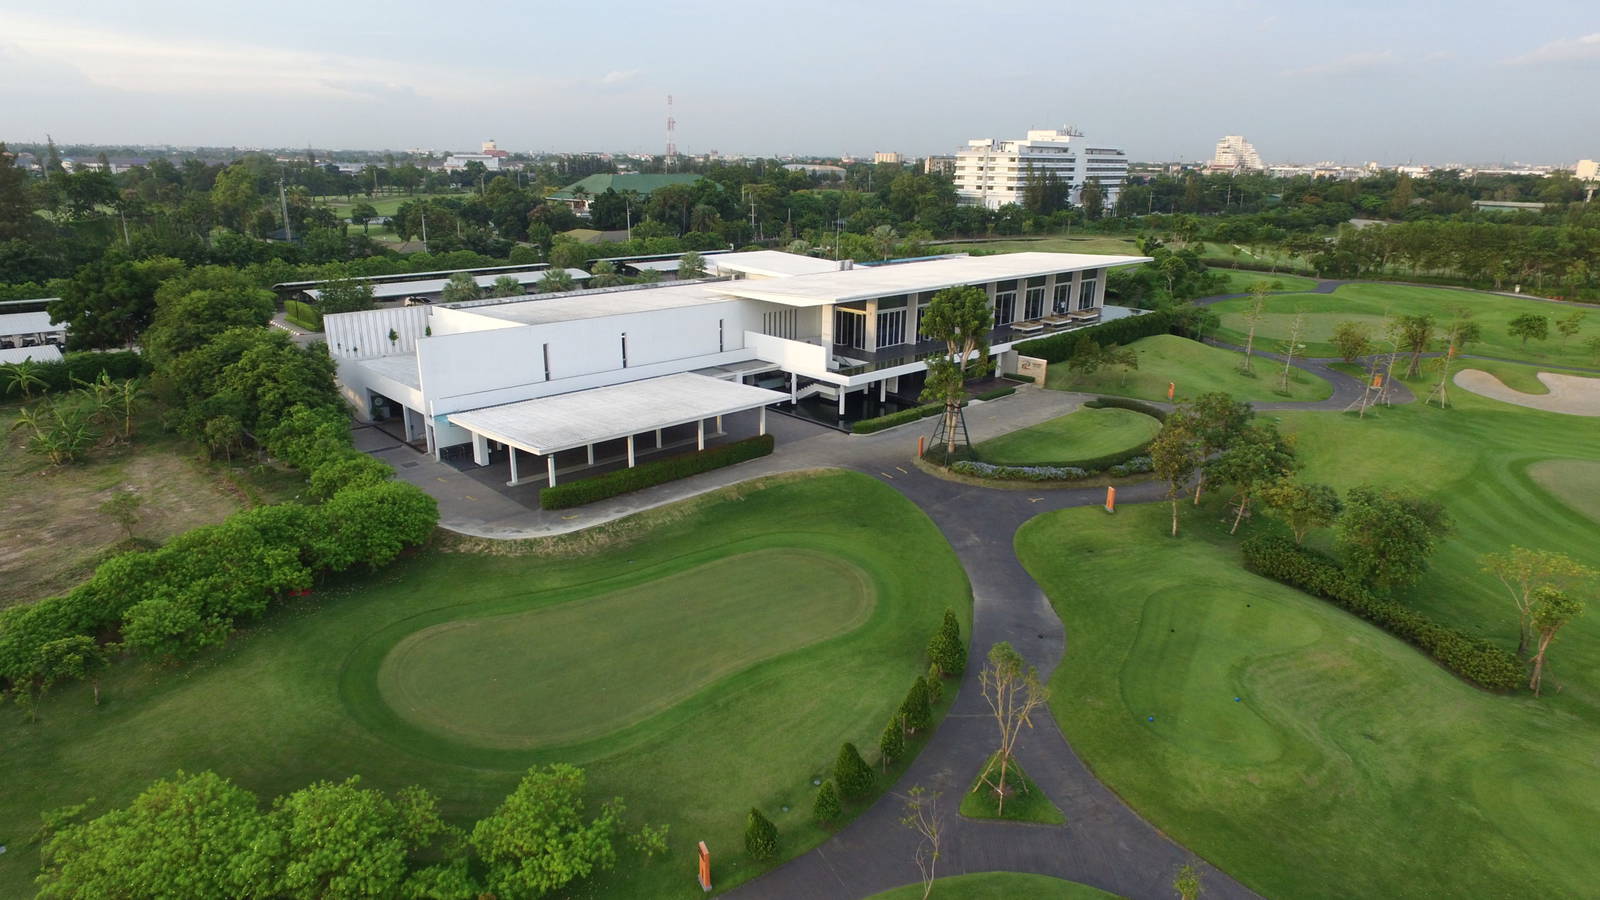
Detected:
[
  {"left": 1527, "top": 459, "right": 1600, "bottom": 524},
  {"left": 377, "top": 548, "right": 874, "bottom": 748},
  {"left": 976, "top": 406, "right": 1160, "bottom": 465}
]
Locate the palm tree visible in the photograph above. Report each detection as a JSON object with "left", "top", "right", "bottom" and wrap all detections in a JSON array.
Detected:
[{"left": 540, "top": 268, "right": 576, "bottom": 293}]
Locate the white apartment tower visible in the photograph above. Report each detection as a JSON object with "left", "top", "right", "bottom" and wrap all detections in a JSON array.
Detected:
[
  {"left": 1211, "top": 135, "right": 1264, "bottom": 171},
  {"left": 954, "top": 128, "right": 1128, "bottom": 211}
]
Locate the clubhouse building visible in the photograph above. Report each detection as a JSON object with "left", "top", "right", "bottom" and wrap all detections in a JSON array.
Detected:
[{"left": 327, "top": 250, "right": 1148, "bottom": 488}]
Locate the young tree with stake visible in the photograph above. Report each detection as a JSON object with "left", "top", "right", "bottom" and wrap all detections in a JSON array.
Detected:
[
  {"left": 1528, "top": 587, "right": 1584, "bottom": 697},
  {"left": 918, "top": 286, "right": 993, "bottom": 458},
  {"left": 1277, "top": 311, "right": 1308, "bottom": 394},
  {"left": 976, "top": 642, "right": 1049, "bottom": 817},
  {"left": 899, "top": 786, "right": 944, "bottom": 900},
  {"left": 1150, "top": 417, "right": 1200, "bottom": 537},
  {"left": 1238, "top": 281, "right": 1270, "bottom": 373}
]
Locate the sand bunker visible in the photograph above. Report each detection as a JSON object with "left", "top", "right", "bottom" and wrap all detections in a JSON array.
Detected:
[{"left": 1454, "top": 369, "right": 1600, "bottom": 416}]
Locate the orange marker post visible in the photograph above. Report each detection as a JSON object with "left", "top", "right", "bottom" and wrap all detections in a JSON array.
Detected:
[
  {"left": 697, "top": 841, "right": 711, "bottom": 892},
  {"left": 1105, "top": 485, "right": 1116, "bottom": 513},
  {"left": 1167, "top": 382, "right": 1176, "bottom": 401},
  {"left": 918, "top": 436, "right": 925, "bottom": 457},
  {"left": 1371, "top": 372, "right": 1383, "bottom": 389}
]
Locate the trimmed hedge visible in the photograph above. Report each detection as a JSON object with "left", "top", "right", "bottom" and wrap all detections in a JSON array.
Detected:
[
  {"left": 283, "top": 299, "right": 322, "bottom": 331},
  {"left": 1000, "top": 373, "right": 1034, "bottom": 384},
  {"left": 973, "top": 386, "right": 1017, "bottom": 402},
  {"left": 1240, "top": 535, "right": 1523, "bottom": 692},
  {"left": 852, "top": 402, "right": 947, "bottom": 435},
  {"left": 1108, "top": 455, "right": 1154, "bottom": 477},
  {"left": 1013, "top": 309, "right": 1175, "bottom": 363},
  {"left": 1083, "top": 395, "right": 1169, "bottom": 422},
  {"left": 539, "top": 434, "right": 774, "bottom": 510},
  {"left": 4, "top": 350, "right": 148, "bottom": 395}
]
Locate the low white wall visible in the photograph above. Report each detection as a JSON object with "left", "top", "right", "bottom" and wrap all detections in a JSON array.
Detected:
[{"left": 324, "top": 306, "right": 430, "bottom": 360}]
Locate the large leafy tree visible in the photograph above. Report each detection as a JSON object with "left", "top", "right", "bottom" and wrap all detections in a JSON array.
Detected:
[
  {"left": 143, "top": 265, "right": 275, "bottom": 365},
  {"left": 1180, "top": 392, "right": 1254, "bottom": 504},
  {"left": 1261, "top": 481, "right": 1342, "bottom": 544},
  {"left": 37, "top": 771, "right": 268, "bottom": 899},
  {"left": 0, "top": 141, "right": 39, "bottom": 242},
  {"left": 1336, "top": 486, "right": 1452, "bottom": 590},
  {"left": 470, "top": 764, "right": 622, "bottom": 898},
  {"left": 1481, "top": 547, "right": 1595, "bottom": 656},
  {"left": 1150, "top": 416, "right": 1201, "bottom": 537},
  {"left": 1209, "top": 422, "right": 1296, "bottom": 533},
  {"left": 918, "top": 285, "right": 993, "bottom": 456},
  {"left": 50, "top": 255, "right": 186, "bottom": 349}
]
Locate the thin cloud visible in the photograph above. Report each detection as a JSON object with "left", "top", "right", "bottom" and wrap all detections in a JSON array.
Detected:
[
  {"left": 1282, "top": 50, "right": 1396, "bottom": 77},
  {"left": 599, "top": 69, "right": 640, "bottom": 86},
  {"left": 1502, "top": 32, "right": 1600, "bottom": 65}
]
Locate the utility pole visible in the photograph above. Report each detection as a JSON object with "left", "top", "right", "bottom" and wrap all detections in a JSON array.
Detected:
[{"left": 420, "top": 208, "right": 428, "bottom": 245}]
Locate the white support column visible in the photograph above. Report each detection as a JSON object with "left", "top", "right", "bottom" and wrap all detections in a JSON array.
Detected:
[
  {"left": 472, "top": 431, "right": 489, "bottom": 466},
  {"left": 426, "top": 423, "right": 438, "bottom": 458},
  {"left": 586, "top": 444, "right": 595, "bottom": 465},
  {"left": 507, "top": 447, "right": 519, "bottom": 486},
  {"left": 715, "top": 414, "right": 723, "bottom": 433},
  {"left": 759, "top": 407, "right": 767, "bottom": 436},
  {"left": 838, "top": 386, "right": 847, "bottom": 415},
  {"left": 547, "top": 454, "right": 557, "bottom": 488},
  {"left": 654, "top": 427, "right": 663, "bottom": 448},
  {"left": 627, "top": 435, "right": 636, "bottom": 467},
  {"left": 878, "top": 379, "right": 887, "bottom": 401},
  {"left": 402, "top": 407, "right": 419, "bottom": 441},
  {"left": 790, "top": 372, "right": 798, "bottom": 403},
  {"left": 697, "top": 418, "right": 705, "bottom": 450}
]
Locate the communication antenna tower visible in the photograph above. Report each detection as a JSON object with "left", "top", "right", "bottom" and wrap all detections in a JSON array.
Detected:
[{"left": 665, "top": 94, "right": 677, "bottom": 170}]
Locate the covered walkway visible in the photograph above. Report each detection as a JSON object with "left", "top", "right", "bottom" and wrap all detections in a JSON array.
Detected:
[{"left": 445, "top": 372, "right": 789, "bottom": 487}]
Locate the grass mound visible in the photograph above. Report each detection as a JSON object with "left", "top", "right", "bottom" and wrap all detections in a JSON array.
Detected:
[
  {"left": 1527, "top": 459, "right": 1600, "bottom": 524},
  {"left": 1045, "top": 334, "right": 1332, "bottom": 403},
  {"left": 1209, "top": 268, "right": 1318, "bottom": 294},
  {"left": 975, "top": 406, "right": 1160, "bottom": 466},
  {"left": 376, "top": 548, "right": 874, "bottom": 748},
  {"left": 959, "top": 753, "right": 1064, "bottom": 824}
]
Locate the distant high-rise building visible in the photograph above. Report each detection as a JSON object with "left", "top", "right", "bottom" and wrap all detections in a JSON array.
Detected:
[
  {"left": 1578, "top": 159, "right": 1600, "bottom": 182},
  {"left": 923, "top": 155, "right": 956, "bottom": 176},
  {"left": 873, "top": 151, "right": 903, "bottom": 165},
  {"left": 1210, "top": 135, "right": 1264, "bottom": 171},
  {"left": 953, "top": 128, "right": 1128, "bottom": 210}
]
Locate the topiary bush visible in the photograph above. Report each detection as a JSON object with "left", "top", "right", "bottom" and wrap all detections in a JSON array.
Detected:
[
  {"left": 923, "top": 666, "right": 944, "bottom": 704},
  {"left": 899, "top": 677, "right": 931, "bottom": 735},
  {"left": 1241, "top": 535, "right": 1523, "bottom": 692},
  {"left": 744, "top": 808, "right": 778, "bottom": 860},
  {"left": 878, "top": 714, "right": 905, "bottom": 771},
  {"left": 852, "top": 402, "right": 947, "bottom": 435},
  {"left": 973, "top": 386, "right": 1017, "bottom": 402},
  {"left": 833, "top": 742, "right": 875, "bottom": 799},
  {"left": 812, "top": 779, "right": 842, "bottom": 825},
  {"left": 539, "top": 435, "right": 774, "bottom": 509},
  {"left": 928, "top": 609, "right": 965, "bottom": 677}
]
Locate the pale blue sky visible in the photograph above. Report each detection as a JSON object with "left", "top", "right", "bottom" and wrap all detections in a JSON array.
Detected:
[{"left": 1, "top": 0, "right": 1596, "bottom": 163}]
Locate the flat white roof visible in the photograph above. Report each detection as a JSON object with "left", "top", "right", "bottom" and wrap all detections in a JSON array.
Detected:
[
  {"left": 447, "top": 372, "right": 788, "bottom": 455},
  {"left": 0, "top": 344, "right": 63, "bottom": 364},
  {"left": 0, "top": 311, "right": 65, "bottom": 337},
  {"left": 627, "top": 259, "right": 686, "bottom": 272},
  {"left": 352, "top": 352, "right": 421, "bottom": 392},
  {"left": 457, "top": 283, "right": 742, "bottom": 327},
  {"left": 709, "top": 251, "right": 1151, "bottom": 307},
  {"left": 307, "top": 268, "right": 592, "bottom": 301},
  {"left": 708, "top": 250, "right": 842, "bottom": 278}
]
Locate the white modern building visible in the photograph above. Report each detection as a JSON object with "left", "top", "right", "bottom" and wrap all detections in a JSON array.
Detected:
[
  {"left": 329, "top": 250, "right": 1148, "bottom": 489},
  {"left": 1209, "top": 135, "right": 1264, "bottom": 172},
  {"left": 1577, "top": 159, "right": 1599, "bottom": 183},
  {"left": 0, "top": 311, "right": 67, "bottom": 353},
  {"left": 954, "top": 129, "right": 1129, "bottom": 210}
]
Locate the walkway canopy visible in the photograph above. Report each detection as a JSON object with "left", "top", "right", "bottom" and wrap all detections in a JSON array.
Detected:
[{"left": 446, "top": 372, "right": 788, "bottom": 484}]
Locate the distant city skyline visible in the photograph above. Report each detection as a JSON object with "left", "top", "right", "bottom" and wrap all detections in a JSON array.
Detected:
[{"left": 1, "top": 2, "right": 1596, "bottom": 165}]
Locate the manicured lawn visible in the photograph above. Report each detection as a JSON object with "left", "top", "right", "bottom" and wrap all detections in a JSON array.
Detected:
[
  {"left": 958, "top": 754, "right": 1065, "bottom": 824},
  {"left": 1045, "top": 334, "right": 1332, "bottom": 403},
  {"left": 975, "top": 406, "right": 1160, "bottom": 465},
  {"left": 1209, "top": 283, "right": 1600, "bottom": 366},
  {"left": 0, "top": 472, "right": 971, "bottom": 898},
  {"left": 1194, "top": 240, "right": 1314, "bottom": 273},
  {"left": 0, "top": 405, "right": 303, "bottom": 609},
  {"left": 1016, "top": 389, "right": 1600, "bottom": 898},
  {"left": 314, "top": 191, "right": 471, "bottom": 218},
  {"left": 868, "top": 872, "right": 1120, "bottom": 899},
  {"left": 1207, "top": 267, "right": 1318, "bottom": 295},
  {"left": 1527, "top": 459, "right": 1600, "bottom": 524}
]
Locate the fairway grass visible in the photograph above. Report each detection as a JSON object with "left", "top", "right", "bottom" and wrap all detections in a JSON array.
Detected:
[
  {"left": 1015, "top": 385, "right": 1600, "bottom": 898},
  {"left": 1209, "top": 283, "right": 1600, "bottom": 367},
  {"left": 377, "top": 548, "right": 874, "bottom": 748},
  {"left": 0, "top": 472, "right": 971, "bottom": 898},
  {"left": 1045, "top": 334, "right": 1332, "bottom": 403},
  {"left": 868, "top": 872, "right": 1119, "bottom": 899},
  {"left": 1207, "top": 268, "right": 1318, "bottom": 295},
  {"left": 976, "top": 406, "right": 1159, "bottom": 465}
]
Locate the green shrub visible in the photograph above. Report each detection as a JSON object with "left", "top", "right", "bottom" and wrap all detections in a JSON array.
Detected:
[
  {"left": 1083, "top": 395, "right": 1169, "bottom": 421},
  {"left": 833, "top": 742, "right": 875, "bottom": 799},
  {"left": 899, "top": 677, "right": 931, "bottom": 735},
  {"left": 12, "top": 351, "right": 149, "bottom": 396},
  {"left": 878, "top": 714, "right": 905, "bottom": 771},
  {"left": 1000, "top": 372, "right": 1033, "bottom": 384},
  {"left": 923, "top": 665, "right": 944, "bottom": 704},
  {"left": 928, "top": 610, "right": 965, "bottom": 676},
  {"left": 974, "top": 386, "right": 1017, "bottom": 402},
  {"left": 539, "top": 435, "right": 774, "bottom": 509},
  {"left": 952, "top": 460, "right": 1089, "bottom": 481},
  {"left": 1108, "top": 455, "right": 1155, "bottom": 477},
  {"left": 1014, "top": 310, "right": 1175, "bottom": 363},
  {"left": 812, "top": 780, "right": 842, "bottom": 825},
  {"left": 851, "top": 402, "right": 946, "bottom": 435},
  {"left": 1241, "top": 535, "right": 1523, "bottom": 692},
  {"left": 744, "top": 808, "right": 778, "bottom": 860}
]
